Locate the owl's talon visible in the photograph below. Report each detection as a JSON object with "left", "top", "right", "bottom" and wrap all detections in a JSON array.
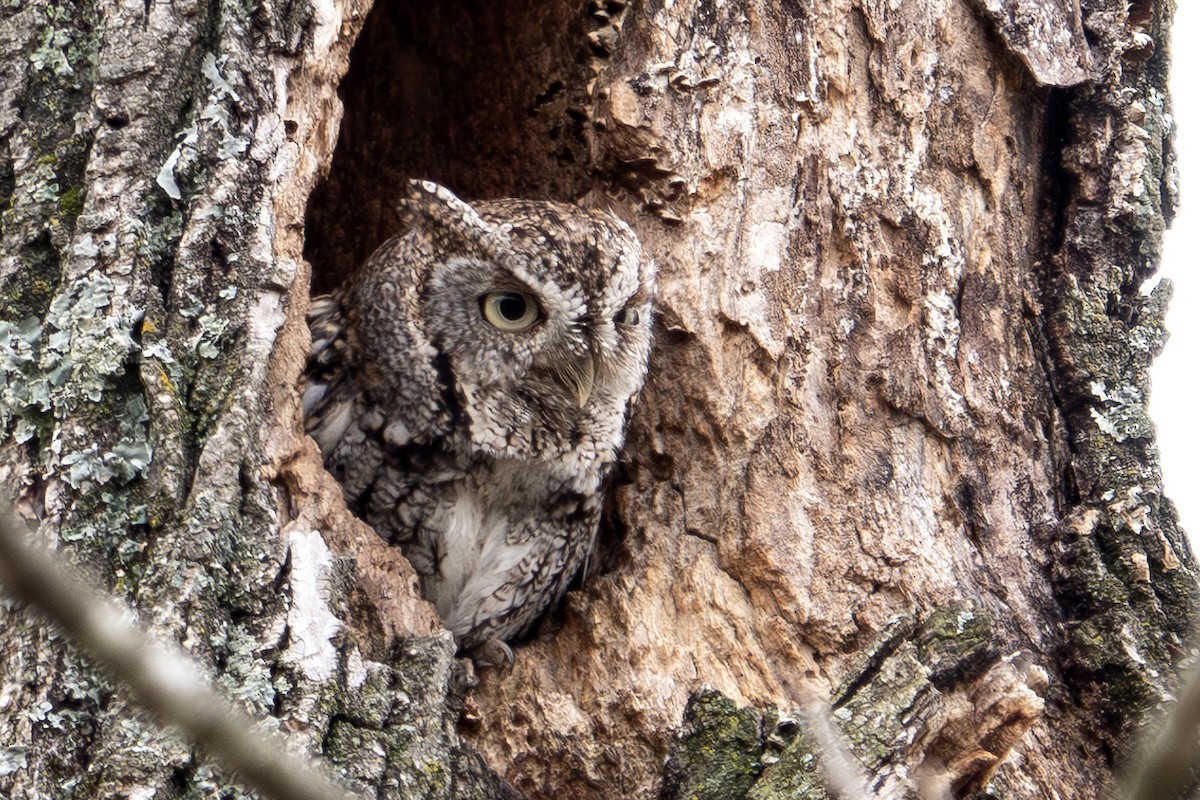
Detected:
[{"left": 470, "top": 638, "right": 515, "bottom": 670}]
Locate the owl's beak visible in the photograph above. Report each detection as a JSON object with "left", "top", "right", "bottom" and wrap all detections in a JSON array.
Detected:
[{"left": 556, "top": 352, "right": 596, "bottom": 408}]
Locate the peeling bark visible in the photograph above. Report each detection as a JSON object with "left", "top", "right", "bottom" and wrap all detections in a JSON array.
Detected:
[{"left": 0, "top": 0, "right": 1192, "bottom": 798}]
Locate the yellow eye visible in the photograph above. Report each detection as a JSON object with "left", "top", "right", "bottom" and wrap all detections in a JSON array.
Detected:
[{"left": 481, "top": 291, "right": 540, "bottom": 331}]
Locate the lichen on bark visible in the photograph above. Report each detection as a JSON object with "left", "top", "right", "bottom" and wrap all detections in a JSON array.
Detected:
[
  {"left": 1037, "top": 0, "right": 1199, "bottom": 748},
  {"left": 0, "top": 0, "right": 1194, "bottom": 797},
  {"left": 661, "top": 688, "right": 770, "bottom": 800},
  {"left": 0, "top": 0, "right": 510, "bottom": 796},
  {"left": 656, "top": 607, "right": 1047, "bottom": 799}
]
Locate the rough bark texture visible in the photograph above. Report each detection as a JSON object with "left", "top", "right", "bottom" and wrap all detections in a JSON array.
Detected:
[
  {"left": 0, "top": 0, "right": 508, "bottom": 797},
  {"left": 0, "top": 0, "right": 1192, "bottom": 799}
]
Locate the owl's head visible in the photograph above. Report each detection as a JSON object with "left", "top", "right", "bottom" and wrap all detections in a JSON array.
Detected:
[{"left": 351, "top": 181, "right": 655, "bottom": 473}]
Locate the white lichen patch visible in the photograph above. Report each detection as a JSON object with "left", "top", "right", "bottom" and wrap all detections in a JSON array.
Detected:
[
  {"left": 156, "top": 125, "right": 199, "bottom": 201},
  {"left": 193, "top": 313, "right": 228, "bottom": 359},
  {"left": 246, "top": 286, "right": 287, "bottom": 367},
  {"left": 0, "top": 746, "right": 28, "bottom": 777},
  {"left": 0, "top": 274, "right": 153, "bottom": 496},
  {"left": 282, "top": 529, "right": 341, "bottom": 683},
  {"left": 909, "top": 184, "right": 969, "bottom": 430},
  {"left": 345, "top": 647, "right": 368, "bottom": 691},
  {"left": 1089, "top": 406, "right": 1120, "bottom": 438},
  {"left": 157, "top": 53, "right": 250, "bottom": 200},
  {"left": 1086, "top": 378, "right": 1148, "bottom": 443}
]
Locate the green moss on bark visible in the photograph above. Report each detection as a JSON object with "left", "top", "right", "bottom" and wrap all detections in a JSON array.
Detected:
[
  {"left": 1034, "top": 0, "right": 1199, "bottom": 747},
  {"left": 662, "top": 608, "right": 1003, "bottom": 800},
  {"left": 662, "top": 688, "right": 767, "bottom": 800}
]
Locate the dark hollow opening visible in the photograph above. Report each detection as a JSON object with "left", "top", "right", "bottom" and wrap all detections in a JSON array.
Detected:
[{"left": 304, "top": 0, "right": 613, "bottom": 293}]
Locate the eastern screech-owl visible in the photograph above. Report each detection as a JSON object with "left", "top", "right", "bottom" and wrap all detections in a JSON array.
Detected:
[{"left": 304, "top": 181, "right": 654, "bottom": 666}]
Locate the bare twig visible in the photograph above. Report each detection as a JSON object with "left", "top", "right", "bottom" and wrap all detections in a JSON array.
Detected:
[
  {"left": 1118, "top": 660, "right": 1200, "bottom": 800},
  {"left": 0, "top": 510, "right": 363, "bottom": 800},
  {"left": 795, "top": 686, "right": 881, "bottom": 800}
]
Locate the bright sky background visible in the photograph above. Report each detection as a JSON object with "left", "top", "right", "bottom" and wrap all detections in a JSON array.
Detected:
[{"left": 1152, "top": 5, "right": 1200, "bottom": 540}]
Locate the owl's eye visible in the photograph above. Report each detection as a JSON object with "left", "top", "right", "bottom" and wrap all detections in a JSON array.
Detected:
[
  {"left": 481, "top": 291, "right": 540, "bottom": 331},
  {"left": 613, "top": 306, "right": 640, "bottom": 326}
]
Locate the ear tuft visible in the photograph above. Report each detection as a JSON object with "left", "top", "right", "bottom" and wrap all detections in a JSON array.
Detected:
[{"left": 396, "top": 180, "right": 503, "bottom": 253}]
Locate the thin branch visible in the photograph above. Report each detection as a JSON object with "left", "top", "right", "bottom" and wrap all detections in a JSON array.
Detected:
[
  {"left": 795, "top": 685, "right": 882, "bottom": 800},
  {"left": 1118, "top": 659, "right": 1200, "bottom": 800},
  {"left": 0, "top": 509, "right": 363, "bottom": 800}
]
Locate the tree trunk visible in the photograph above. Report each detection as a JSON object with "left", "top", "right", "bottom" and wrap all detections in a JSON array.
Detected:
[{"left": 0, "top": 0, "right": 1190, "bottom": 798}]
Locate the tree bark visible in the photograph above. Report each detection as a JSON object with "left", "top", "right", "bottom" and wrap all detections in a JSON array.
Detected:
[{"left": 0, "top": 0, "right": 1191, "bottom": 799}]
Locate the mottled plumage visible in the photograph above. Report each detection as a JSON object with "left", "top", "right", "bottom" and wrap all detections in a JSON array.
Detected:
[{"left": 305, "top": 181, "right": 654, "bottom": 665}]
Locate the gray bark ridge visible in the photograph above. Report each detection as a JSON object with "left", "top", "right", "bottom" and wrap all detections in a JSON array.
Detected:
[{"left": 0, "top": 0, "right": 511, "bottom": 797}]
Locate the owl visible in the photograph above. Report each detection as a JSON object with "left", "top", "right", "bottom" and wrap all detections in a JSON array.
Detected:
[{"left": 304, "top": 181, "right": 654, "bottom": 666}]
